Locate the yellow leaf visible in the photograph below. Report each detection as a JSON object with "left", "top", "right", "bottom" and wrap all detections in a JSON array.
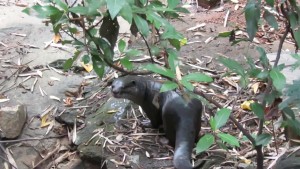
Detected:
[
  {"left": 41, "top": 114, "right": 51, "bottom": 127},
  {"left": 239, "top": 156, "right": 252, "bottom": 164},
  {"left": 53, "top": 34, "right": 62, "bottom": 43},
  {"left": 80, "top": 62, "right": 93, "bottom": 72},
  {"left": 180, "top": 38, "right": 187, "bottom": 46},
  {"left": 241, "top": 100, "right": 254, "bottom": 110}
]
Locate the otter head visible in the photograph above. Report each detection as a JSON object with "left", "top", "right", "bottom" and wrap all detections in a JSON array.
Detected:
[{"left": 111, "top": 76, "right": 145, "bottom": 105}]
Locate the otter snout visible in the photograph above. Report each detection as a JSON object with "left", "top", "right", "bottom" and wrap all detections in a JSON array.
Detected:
[{"left": 111, "top": 79, "right": 123, "bottom": 97}]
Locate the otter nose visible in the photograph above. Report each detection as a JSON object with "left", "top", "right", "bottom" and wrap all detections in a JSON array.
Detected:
[
  {"left": 111, "top": 84, "right": 117, "bottom": 94},
  {"left": 111, "top": 81, "right": 122, "bottom": 95}
]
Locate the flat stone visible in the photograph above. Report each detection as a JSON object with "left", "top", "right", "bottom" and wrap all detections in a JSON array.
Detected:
[
  {"left": 267, "top": 52, "right": 300, "bottom": 84},
  {"left": 75, "top": 97, "right": 130, "bottom": 145},
  {"left": 0, "top": 105, "right": 27, "bottom": 139}
]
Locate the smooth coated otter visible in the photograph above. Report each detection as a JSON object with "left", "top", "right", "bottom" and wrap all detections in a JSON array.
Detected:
[{"left": 111, "top": 75, "right": 202, "bottom": 169}]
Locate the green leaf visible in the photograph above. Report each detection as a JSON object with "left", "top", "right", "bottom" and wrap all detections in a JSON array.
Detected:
[
  {"left": 166, "top": 48, "right": 178, "bottom": 72},
  {"left": 146, "top": 11, "right": 167, "bottom": 29},
  {"left": 245, "top": 0, "right": 260, "bottom": 40},
  {"left": 285, "top": 118, "right": 300, "bottom": 136},
  {"left": 282, "top": 107, "right": 295, "bottom": 119},
  {"left": 174, "top": 7, "right": 190, "bottom": 13},
  {"left": 94, "top": 38, "right": 114, "bottom": 61},
  {"left": 215, "top": 108, "right": 231, "bottom": 129},
  {"left": 196, "top": 134, "right": 215, "bottom": 154},
  {"left": 231, "top": 38, "right": 249, "bottom": 45},
  {"left": 145, "top": 64, "right": 175, "bottom": 78},
  {"left": 255, "top": 133, "right": 272, "bottom": 146},
  {"left": 118, "top": 39, "right": 126, "bottom": 53},
  {"left": 150, "top": 46, "right": 160, "bottom": 56},
  {"left": 182, "top": 73, "right": 213, "bottom": 83},
  {"left": 263, "top": 10, "right": 278, "bottom": 30},
  {"left": 86, "top": 0, "right": 103, "bottom": 16},
  {"left": 266, "top": 0, "right": 274, "bottom": 6},
  {"left": 133, "top": 14, "right": 149, "bottom": 37},
  {"left": 50, "top": 11, "right": 66, "bottom": 32},
  {"left": 169, "top": 39, "right": 181, "bottom": 50},
  {"left": 119, "top": 3, "right": 133, "bottom": 24},
  {"left": 106, "top": 0, "right": 126, "bottom": 19},
  {"left": 180, "top": 79, "right": 194, "bottom": 91},
  {"left": 218, "top": 31, "right": 232, "bottom": 37},
  {"left": 160, "top": 81, "right": 178, "bottom": 92},
  {"left": 270, "top": 68, "right": 286, "bottom": 91},
  {"left": 92, "top": 55, "right": 105, "bottom": 78},
  {"left": 68, "top": 27, "right": 78, "bottom": 34},
  {"left": 167, "top": 0, "right": 180, "bottom": 8},
  {"left": 120, "top": 57, "right": 133, "bottom": 70},
  {"left": 250, "top": 102, "right": 265, "bottom": 120},
  {"left": 125, "top": 49, "right": 143, "bottom": 57},
  {"left": 239, "top": 75, "right": 249, "bottom": 89},
  {"left": 218, "top": 57, "right": 245, "bottom": 76},
  {"left": 63, "top": 50, "right": 80, "bottom": 70},
  {"left": 139, "top": 0, "right": 147, "bottom": 5},
  {"left": 279, "top": 80, "right": 300, "bottom": 110},
  {"left": 256, "top": 70, "right": 269, "bottom": 80},
  {"left": 162, "top": 25, "right": 183, "bottom": 40},
  {"left": 242, "top": 134, "right": 257, "bottom": 142},
  {"left": 54, "top": 0, "right": 68, "bottom": 11},
  {"left": 63, "top": 58, "right": 74, "bottom": 70},
  {"left": 217, "top": 133, "right": 240, "bottom": 147},
  {"left": 88, "top": 28, "right": 98, "bottom": 36},
  {"left": 216, "top": 140, "right": 228, "bottom": 151},
  {"left": 290, "top": 53, "right": 300, "bottom": 70},
  {"left": 209, "top": 117, "right": 217, "bottom": 131},
  {"left": 32, "top": 5, "right": 61, "bottom": 18},
  {"left": 287, "top": 12, "right": 300, "bottom": 48},
  {"left": 22, "top": 8, "right": 31, "bottom": 15},
  {"left": 81, "top": 55, "right": 90, "bottom": 64},
  {"left": 69, "top": 6, "right": 89, "bottom": 15}
]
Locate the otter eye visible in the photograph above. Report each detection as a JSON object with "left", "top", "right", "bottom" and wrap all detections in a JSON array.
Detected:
[{"left": 131, "top": 80, "right": 136, "bottom": 85}]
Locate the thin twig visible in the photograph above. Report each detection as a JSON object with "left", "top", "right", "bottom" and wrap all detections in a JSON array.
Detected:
[
  {"left": 140, "top": 33, "right": 155, "bottom": 63},
  {"left": 0, "top": 135, "right": 66, "bottom": 143},
  {"left": 32, "top": 142, "right": 60, "bottom": 169}
]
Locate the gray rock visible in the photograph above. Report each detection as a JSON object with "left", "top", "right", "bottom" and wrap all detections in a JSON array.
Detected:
[
  {"left": 75, "top": 97, "right": 130, "bottom": 145},
  {"left": 267, "top": 52, "right": 300, "bottom": 84},
  {"left": 75, "top": 97, "right": 130, "bottom": 168},
  {"left": 55, "top": 110, "right": 84, "bottom": 127},
  {"left": 78, "top": 145, "right": 106, "bottom": 164},
  {"left": 0, "top": 105, "right": 27, "bottom": 139}
]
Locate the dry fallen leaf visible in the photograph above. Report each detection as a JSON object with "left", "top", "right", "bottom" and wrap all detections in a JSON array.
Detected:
[
  {"left": 41, "top": 114, "right": 52, "bottom": 127},
  {"left": 50, "top": 77, "right": 60, "bottom": 81},
  {"left": 115, "top": 134, "right": 123, "bottom": 142},
  {"left": 241, "top": 100, "right": 254, "bottom": 110},
  {"left": 145, "top": 151, "right": 150, "bottom": 158},
  {"left": 53, "top": 34, "right": 62, "bottom": 43},
  {"left": 63, "top": 97, "right": 73, "bottom": 107},
  {"left": 50, "top": 95, "right": 61, "bottom": 102},
  {"left": 239, "top": 156, "right": 252, "bottom": 164},
  {"left": 251, "top": 82, "right": 260, "bottom": 94},
  {"left": 80, "top": 62, "right": 93, "bottom": 72},
  {"left": 72, "top": 119, "right": 77, "bottom": 143},
  {"left": 234, "top": 4, "right": 239, "bottom": 10},
  {"left": 0, "top": 98, "right": 10, "bottom": 103}
]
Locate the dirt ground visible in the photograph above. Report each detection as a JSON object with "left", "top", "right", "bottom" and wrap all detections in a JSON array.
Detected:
[{"left": 0, "top": 0, "right": 297, "bottom": 168}]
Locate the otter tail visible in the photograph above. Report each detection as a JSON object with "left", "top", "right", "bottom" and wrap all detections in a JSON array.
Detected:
[{"left": 173, "top": 126, "right": 194, "bottom": 169}]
